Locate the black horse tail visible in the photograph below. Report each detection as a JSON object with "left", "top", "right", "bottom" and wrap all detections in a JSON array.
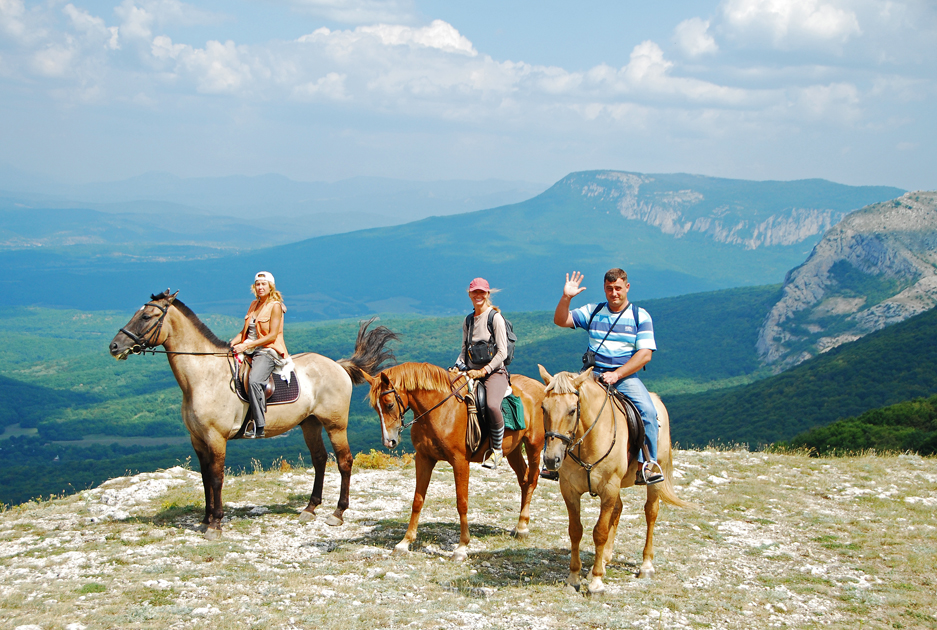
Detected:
[{"left": 338, "top": 318, "right": 399, "bottom": 385}]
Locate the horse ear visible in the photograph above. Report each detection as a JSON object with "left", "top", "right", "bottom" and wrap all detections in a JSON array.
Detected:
[
  {"left": 572, "top": 367, "right": 593, "bottom": 388},
  {"left": 538, "top": 364, "right": 553, "bottom": 385},
  {"left": 361, "top": 372, "right": 377, "bottom": 386},
  {"left": 379, "top": 372, "right": 390, "bottom": 386},
  {"left": 168, "top": 290, "right": 179, "bottom": 302}
]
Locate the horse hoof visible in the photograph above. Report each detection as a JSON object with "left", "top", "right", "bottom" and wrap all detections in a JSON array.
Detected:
[
  {"left": 637, "top": 569, "right": 655, "bottom": 579},
  {"left": 565, "top": 576, "right": 581, "bottom": 592},
  {"left": 325, "top": 514, "right": 343, "bottom": 527},
  {"left": 393, "top": 542, "right": 410, "bottom": 555},
  {"left": 450, "top": 548, "right": 468, "bottom": 562},
  {"left": 204, "top": 528, "right": 222, "bottom": 541},
  {"left": 510, "top": 528, "right": 529, "bottom": 540},
  {"left": 298, "top": 510, "right": 316, "bottom": 522},
  {"left": 587, "top": 580, "right": 606, "bottom": 596}
]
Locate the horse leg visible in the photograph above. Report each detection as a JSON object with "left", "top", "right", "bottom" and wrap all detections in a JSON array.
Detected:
[
  {"left": 639, "top": 487, "right": 661, "bottom": 579},
  {"left": 561, "top": 480, "right": 584, "bottom": 591},
  {"left": 298, "top": 417, "right": 327, "bottom": 521},
  {"left": 193, "top": 447, "right": 213, "bottom": 528},
  {"left": 192, "top": 435, "right": 226, "bottom": 540},
  {"left": 451, "top": 457, "right": 471, "bottom": 562},
  {"left": 506, "top": 443, "right": 536, "bottom": 539},
  {"left": 603, "top": 494, "right": 624, "bottom": 566},
  {"left": 396, "top": 452, "right": 436, "bottom": 555},
  {"left": 322, "top": 421, "right": 353, "bottom": 526},
  {"left": 587, "top": 489, "right": 620, "bottom": 595}
]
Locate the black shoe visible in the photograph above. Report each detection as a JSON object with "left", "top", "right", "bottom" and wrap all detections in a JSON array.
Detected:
[
  {"left": 635, "top": 469, "right": 647, "bottom": 485},
  {"left": 254, "top": 426, "right": 265, "bottom": 439},
  {"left": 539, "top": 469, "right": 559, "bottom": 481}
]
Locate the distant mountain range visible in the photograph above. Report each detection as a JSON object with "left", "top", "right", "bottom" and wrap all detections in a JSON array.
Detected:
[
  {"left": 0, "top": 170, "right": 905, "bottom": 318},
  {"left": 0, "top": 168, "right": 547, "bottom": 246}
]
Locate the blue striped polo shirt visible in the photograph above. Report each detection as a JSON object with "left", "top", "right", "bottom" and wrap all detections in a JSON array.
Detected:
[{"left": 571, "top": 302, "right": 656, "bottom": 370}]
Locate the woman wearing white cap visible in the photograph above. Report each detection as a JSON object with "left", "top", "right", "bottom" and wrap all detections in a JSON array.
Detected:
[
  {"left": 230, "top": 271, "right": 289, "bottom": 438},
  {"left": 449, "top": 277, "right": 510, "bottom": 469}
]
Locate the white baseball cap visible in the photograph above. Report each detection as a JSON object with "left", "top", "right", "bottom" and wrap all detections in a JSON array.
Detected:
[{"left": 254, "top": 271, "right": 275, "bottom": 285}]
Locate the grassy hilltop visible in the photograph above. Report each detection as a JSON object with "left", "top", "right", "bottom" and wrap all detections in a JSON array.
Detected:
[{"left": 1, "top": 449, "right": 934, "bottom": 629}]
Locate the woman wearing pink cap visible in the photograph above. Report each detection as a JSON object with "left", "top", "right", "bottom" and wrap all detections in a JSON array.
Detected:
[
  {"left": 449, "top": 277, "right": 510, "bottom": 469},
  {"left": 230, "top": 271, "right": 289, "bottom": 438}
]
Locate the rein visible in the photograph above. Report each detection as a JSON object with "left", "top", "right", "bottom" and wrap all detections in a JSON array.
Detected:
[
  {"left": 121, "top": 300, "right": 233, "bottom": 357},
  {"left": 379, "top": 374, "right": 469, "bottom": 431},
  {"left": 546, "top": 379, "right": 619, "bottom": 497}
]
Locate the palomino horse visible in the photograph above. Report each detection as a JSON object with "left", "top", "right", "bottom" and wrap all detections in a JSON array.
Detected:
[
  {"left": 538, "top": 365, "right": 690, "bottom": 594},
  {"left": 109, "top": 290, "right": 397, "bottom": 539},
  {"left": 364, "top": 363, "right": 545, "bottom": 561}
]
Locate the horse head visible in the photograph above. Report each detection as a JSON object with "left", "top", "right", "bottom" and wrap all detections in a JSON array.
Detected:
[
  {"left": 109, "top": 289, "right": 178, "bottom": 359},
  {"left": 368, "top": 370, "right": 410, "bottom": 449},
  {"left": 538, "top": 365, "right": 593, "bottom": 471}
]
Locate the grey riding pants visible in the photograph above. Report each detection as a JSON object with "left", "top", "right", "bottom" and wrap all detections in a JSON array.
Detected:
[{"left": 248, "top": 352, "right": 276, "bottom": 429}]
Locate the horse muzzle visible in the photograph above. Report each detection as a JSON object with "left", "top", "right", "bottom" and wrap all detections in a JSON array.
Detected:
[{"left": 109, "top": 339, "right": 132, "bottom": 360}]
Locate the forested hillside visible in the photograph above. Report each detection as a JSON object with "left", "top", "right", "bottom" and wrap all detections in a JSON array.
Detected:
[
  {"left": 785, "top": 395, "right": 937, "bottom": 455},
  {"left": 668, "top": 304, "right": 937, "bottom": 447}
]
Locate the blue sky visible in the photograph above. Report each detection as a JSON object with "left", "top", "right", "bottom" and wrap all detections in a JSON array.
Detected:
[{"left": 1, "top": 0, "right": 934, "bottom": 190}]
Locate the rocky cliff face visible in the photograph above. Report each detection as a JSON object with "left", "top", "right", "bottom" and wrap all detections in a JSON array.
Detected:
[
  {"left": 757, "top": 191, "right": 937, "bottom": 369},
  {"left": 561, "top": 171, "right": 889, "bottom": 249}
]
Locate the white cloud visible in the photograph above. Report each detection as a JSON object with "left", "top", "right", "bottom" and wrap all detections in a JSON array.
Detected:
[
  {"left": 65, "top": 4, "right": 120, "bottom": 50},
  {"left": 273, "top": 0, "right": 416, "bottom": 25},
  {"left": 674, "top": 17, "right": 719, "bottom": 57},
  {"left": 0, "top": 0, "right": 26, "bottom": 39},
  {"left": 293, "top": 71, "right": 348, "bottom": 100},
  {"left": 358, "top": 20, "right": 476, "bottom": 55},
  {"left": 721, "top": 0, "right": 862, "bottom": 47},
  {"left": 585, "top": 41, "right": 752, "bottom": 106}
]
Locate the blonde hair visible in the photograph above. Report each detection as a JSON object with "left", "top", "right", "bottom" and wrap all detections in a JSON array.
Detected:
[
  {"left": 467, "top": 287, "right": 501, "bottom": 312},
  {"left": 251, "top": 281, "right": 285, "bottom": 306}
]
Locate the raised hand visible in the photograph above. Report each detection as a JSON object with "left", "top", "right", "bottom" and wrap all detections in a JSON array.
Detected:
[{"left": 563, "top": 271, "right": 587, "bottom": 299}]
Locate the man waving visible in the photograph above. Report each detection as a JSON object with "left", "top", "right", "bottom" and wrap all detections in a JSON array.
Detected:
[{"left": 553, "top": 268, "right": 663, "bottom": 485}]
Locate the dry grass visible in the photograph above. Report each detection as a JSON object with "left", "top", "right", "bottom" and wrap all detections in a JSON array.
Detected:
[{"left": 1, "top": 449, "right": 935, "bottom": 629}]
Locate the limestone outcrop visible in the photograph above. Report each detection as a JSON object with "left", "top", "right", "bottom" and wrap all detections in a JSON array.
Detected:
[{"left": 757, "top": 191, "right": 937, "bottom": 370}]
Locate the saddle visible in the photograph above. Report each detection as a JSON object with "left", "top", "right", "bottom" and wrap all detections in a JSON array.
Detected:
[
  {"left": 234, "top": 356, "right": 301, "bottom": 407},
  {"left": 608, "top": 390, "right": 646, "bottom": 463}
]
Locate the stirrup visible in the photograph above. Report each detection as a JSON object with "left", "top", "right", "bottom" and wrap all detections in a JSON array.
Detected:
[
  {"left": 539, "top": 468, "right": 559, "bottom": 481},
  {"left": 482, "top": 448, "right": 503, "bottom": 470},
  {"left": 641, "top": 460, "right": 664, "bottom": 485}
]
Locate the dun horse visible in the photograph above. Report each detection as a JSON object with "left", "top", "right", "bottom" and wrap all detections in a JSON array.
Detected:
[
  {"left": 109, "top": 290, "right": 396, "bottom": 539},
  {"left": 538, "top": 365, "right": 690, "bottom": 594},
  {"left": 364, "top": 363, "right": 545, "bottom": 561}
]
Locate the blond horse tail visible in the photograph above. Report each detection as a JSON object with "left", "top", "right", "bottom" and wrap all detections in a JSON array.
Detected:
[{"left": 337, "top": 318, "right": 398, "bottom": 384}]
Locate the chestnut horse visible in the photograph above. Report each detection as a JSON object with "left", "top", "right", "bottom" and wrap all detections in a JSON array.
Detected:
[
  {"left": 364, "top": 363, "right": 545, "bottom": 561},
  {"left": 109, "top": 290, "right": 396, "bottom": 539},
  {"left": 538, "top": 366, "right": 690, "bottom": 594}
]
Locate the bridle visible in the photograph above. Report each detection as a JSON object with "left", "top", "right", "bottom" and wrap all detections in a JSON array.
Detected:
[
  {"left": 120, "top": 300, "right": 172, "bottom": 355},
  {"left": 119, "top": 298, "right": 233, "bottom": 357},
  {"left": 543, "top": 379, "right": 618, "bottom": 497},
  {"left": 377, "top": 375, "right": 469, "bottom": 434}
]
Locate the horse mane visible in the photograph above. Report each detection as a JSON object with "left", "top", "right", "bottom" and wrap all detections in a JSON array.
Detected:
[
  {"left": 152, "top": 293, "right": 229, "bottom": 350},
  {"left": 369, "top": 362, "right": 459, "bottom": 407},
  {"left": 545, "top": 371, "right": 581, "bottom": 395}
]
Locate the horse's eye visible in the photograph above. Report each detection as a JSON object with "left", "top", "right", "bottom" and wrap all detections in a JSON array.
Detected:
[
  {"left": 141, "top": 313, "right": 153, "bottom": 321},
  {"left": 568, "top": 408, "right": 576, "bottom": 416}
]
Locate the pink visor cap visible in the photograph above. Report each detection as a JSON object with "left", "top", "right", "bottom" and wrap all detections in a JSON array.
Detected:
[{"left": 468, "top": 277, "right": 490, "bottom": 293}]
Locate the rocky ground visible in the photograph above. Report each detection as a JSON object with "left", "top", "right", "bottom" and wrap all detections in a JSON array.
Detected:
[{"left": 1, "top": 449, "right": 935, "bottom": 629}]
